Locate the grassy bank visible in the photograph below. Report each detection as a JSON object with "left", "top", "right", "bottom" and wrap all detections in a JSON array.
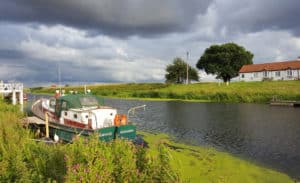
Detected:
[
  {"left": 31, "top": 81, "right": 300, "bottom": 103},
  {"left": 141, "top": 132, "right": 293, "bottom": 183},
  {"left": 0, "top": 101, "right": 294, "bottom": 182},
  {"left": 0, "top": 100, "right": 179, "bottom": 182}
]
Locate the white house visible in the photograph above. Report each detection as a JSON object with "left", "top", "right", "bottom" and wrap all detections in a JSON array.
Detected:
[{"left": 239, "top": 60, "right": 300, "bottom": 81}]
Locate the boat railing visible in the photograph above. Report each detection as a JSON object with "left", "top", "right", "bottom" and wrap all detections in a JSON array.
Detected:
[{"left": 127, "top": 105, "right": 146, "bottom": 122}]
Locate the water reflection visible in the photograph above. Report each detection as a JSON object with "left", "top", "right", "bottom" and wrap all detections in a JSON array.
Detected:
[
  {"left": 27, "top": 94, "right": 300, "bottom": 178},
  {"left": 104, "top": 98, "right": 300, "bottom": 178}
]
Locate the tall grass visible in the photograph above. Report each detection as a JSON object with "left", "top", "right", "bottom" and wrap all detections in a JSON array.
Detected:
[
  {"left": 32, "top": 80, "right": 300, "bottom": 103},
  {"left": 0, "top": 100, "right": 180, "bottom": 182}
]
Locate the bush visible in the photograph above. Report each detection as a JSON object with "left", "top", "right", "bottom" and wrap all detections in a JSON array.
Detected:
[
  {"left": 64, "top": 136, "right": 180, "bottom": 182},
  {"left": 0, "top": 100, "right": 181, "bottom": 182}
]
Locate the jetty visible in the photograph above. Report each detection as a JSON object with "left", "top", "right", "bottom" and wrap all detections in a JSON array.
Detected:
[
  {"left": 270, "top": 95, "right": 300, "bottom": 107},
  {"left": 270, "top": 101, "right": 300, "bottom": 107},
  {"left": 0, "top": 81, "right": 24, "bottom": 105}
]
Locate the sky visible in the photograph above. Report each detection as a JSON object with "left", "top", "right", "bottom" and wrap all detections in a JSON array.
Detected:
[{"left": 1, "top": 0, "right": 300, "bottom": 86}]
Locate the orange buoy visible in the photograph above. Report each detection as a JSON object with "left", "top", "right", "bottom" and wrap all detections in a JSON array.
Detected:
[
  {"left": 114, "top": 114, "right": 127, "bottom": 126},
  {"left": 120, "top": 114, "right": 127, "bottom": 125},
  {"left": 114, "top": 114, "right": 121, "bottom": 126}
]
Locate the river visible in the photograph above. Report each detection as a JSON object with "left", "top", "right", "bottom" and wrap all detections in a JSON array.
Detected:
[{"left": 104, "top": 98, "right": 300, "bottom": 178}]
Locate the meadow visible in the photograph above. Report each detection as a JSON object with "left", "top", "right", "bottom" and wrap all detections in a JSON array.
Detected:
[{"left": 31, "top": 80, "right": 300, "bottom": 103}]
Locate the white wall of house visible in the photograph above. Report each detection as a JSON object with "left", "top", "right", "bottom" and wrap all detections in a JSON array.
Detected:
[{"left": 239, "top": 69, "right": 300, "bottom": 81}]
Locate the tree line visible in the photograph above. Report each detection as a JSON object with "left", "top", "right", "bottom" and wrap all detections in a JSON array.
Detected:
[{"left": 165, "top": 43, "right": 253, "bottom": 83}]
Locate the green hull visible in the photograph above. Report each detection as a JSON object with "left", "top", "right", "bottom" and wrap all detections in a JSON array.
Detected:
[
  {"left": 49, "top": 122, "right": 136, "bottom": 142},
  {"left": 116, "top": 125, "right": 136, "bottom": 140}
]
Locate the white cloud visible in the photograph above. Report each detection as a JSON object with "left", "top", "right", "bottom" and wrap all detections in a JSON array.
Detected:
[
  {"left": 235, "top": 30, "right": 300, "bottom": 63},
  {"left": 1, "top": 0, "right": 300, "bottom": 85}
]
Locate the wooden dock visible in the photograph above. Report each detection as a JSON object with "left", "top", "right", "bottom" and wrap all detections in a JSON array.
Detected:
[
  {"left": 22, "top": 99, "right": 47, "bottom": 127},
  {"left": 22, "top": 116, "right": 45, "bottom": 125},
  {"left": 270, "top": 100, "right": 300, "bottom": 107}
]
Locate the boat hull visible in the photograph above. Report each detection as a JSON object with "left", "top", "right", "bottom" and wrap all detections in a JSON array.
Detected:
[
  {"left": 31, "top": 98, "right": 137, "bottom": 142},
  {"left": 49, "top": 122, "right": 136, "bottom": 142}
]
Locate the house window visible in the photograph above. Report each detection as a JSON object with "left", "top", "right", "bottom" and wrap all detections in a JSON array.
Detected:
[
  {"left": 253, "top": 72, "right": 258, "bottom": 78},
  {"left": 241, "top": 74, "right": 245, "bottom": 78},
  {"left": 263, "top": 71, "right": 268, "bottom": 77},
  {"left": 287, "top": 70, "right": 293, "bottom": 77},
  {"left": 275, "top": 71, "right": 280, "bottom": 77}
]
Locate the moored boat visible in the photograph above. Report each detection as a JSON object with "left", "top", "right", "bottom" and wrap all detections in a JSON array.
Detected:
[{"left": 31, "top": 92, "right": 136, "bottom": 142}]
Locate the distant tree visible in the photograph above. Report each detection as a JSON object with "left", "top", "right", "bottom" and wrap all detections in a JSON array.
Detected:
[
  {"left": 196, "top": 43, "right": 253, "bottom": 83},
  {"left": 165, "top": 57, "right": 199, "bottom": 84}
]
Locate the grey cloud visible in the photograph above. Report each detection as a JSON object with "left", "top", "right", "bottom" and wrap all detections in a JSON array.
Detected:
[
  {"left": 215, "top": 0, "right": 300, "bottom": 36},
  {"left": 0, "top": 0, "right": 211, "bottom": 37},
  {"left": 0, "top": 49, "right": 25, "bottom": 59}
]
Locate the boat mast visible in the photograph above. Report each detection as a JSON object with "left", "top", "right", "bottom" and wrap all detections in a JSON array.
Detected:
[{"left": 58, "top": 64, "right": 61, "bottom": 94}]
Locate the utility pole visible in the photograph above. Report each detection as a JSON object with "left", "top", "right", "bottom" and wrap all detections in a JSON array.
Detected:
[
  {"left": 186, "top": 51, "right": 189, "bottom": 84},
  {"left": 58, "top": 64, "right": 61, "bottom": 93}
]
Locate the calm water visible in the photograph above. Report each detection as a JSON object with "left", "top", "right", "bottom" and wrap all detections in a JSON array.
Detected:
[{"left": 104, "top": 98, "right": 300, "bottom": 178}]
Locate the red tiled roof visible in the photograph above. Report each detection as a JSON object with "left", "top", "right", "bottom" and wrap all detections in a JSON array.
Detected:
[{"left": 239, "top": 60, "right": 300, "bottom": 73}]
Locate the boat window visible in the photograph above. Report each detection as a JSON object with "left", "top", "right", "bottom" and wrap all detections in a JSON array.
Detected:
[
  {"left": 62, "top": 101, "right": 67, "bottom": 109},
  {"left": 50, "top": 99, "right": 56, "bottom": 108},
  {"left": 79, "top": 97, "right": 99, "bottom": 106},
  {"left": 64, "top": 111, "right": 68, "bottom": 116},
  {"left": 74, "top": 114, "right": 77, "bottom": 119}
]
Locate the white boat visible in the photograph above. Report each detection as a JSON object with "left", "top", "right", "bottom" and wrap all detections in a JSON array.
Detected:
[{"left": 31, "top": 93, "right": 136, "bottom": 142}]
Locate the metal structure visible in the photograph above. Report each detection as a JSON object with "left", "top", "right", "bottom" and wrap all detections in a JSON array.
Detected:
[
  {"left": 186, "top": 51, "right": 189, "bottom": 84},
  {"left": 0, "top": 82, "right": 24, "bottom": 105}
]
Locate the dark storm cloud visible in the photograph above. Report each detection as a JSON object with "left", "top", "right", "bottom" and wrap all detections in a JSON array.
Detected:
[
  {"left": 0, "top": 49, "right": 25, "bottom": 59},
  {"left": 0, "top": 0, "right": 210, "bottom": 37},
  {"left": 216, "top": 0, "right": 300, "bottom": 36}
]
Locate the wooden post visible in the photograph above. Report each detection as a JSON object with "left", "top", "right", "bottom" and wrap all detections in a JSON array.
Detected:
[
  {"left": 12, "top": 90, "right": 16, "bottom": 105},
  {"left": 19, "top": 91, "right": 23, "bottom": 105},
  {"left": 45, "top": 112, "right": 49, "bottom": 138}
]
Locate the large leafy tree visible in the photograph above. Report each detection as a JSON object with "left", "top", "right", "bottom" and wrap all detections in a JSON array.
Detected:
[
  {"left": 165, "top": 57, "right": 199, "bottom": 84},
  {"left": 196, "top": 43, "right": 253, "bottom": 82}
]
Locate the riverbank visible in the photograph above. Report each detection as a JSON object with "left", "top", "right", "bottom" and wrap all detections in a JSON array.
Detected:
[
  {"left": 1, "top": 101, "right": 294, "bottom": 182},
  {"left": 0, "top": 100, "right": 180, "bottom": 182},
  {"left": 31, "top": 80, "right": 300, "bottom": 103},
  {"left": 141, "top": 131, "right": 293, "bottom": 183}
]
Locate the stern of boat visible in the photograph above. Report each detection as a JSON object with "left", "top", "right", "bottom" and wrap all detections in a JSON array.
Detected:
[{"left": 116, "top": 125, "right": 136, "bottom": 140}]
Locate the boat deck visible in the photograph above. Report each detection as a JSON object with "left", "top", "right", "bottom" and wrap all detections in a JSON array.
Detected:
[{"left": 31, "top": 99, "right": 46, "bottom": 120}]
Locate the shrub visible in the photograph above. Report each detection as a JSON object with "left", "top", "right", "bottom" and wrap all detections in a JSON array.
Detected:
[{"left": 0, "top": 100, "right": 181, "bottom": 182}]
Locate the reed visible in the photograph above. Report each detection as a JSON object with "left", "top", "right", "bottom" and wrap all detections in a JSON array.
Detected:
[
  {"left": 32, "top": 80, "right": 300, "bottom": 103},
  {"left": 0, "top": 100, "right": 180, "bottom": 182}
]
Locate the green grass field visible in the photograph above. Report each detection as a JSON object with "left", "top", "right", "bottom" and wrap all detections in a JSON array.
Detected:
[{"left": 31, "top": 80, "right": 300, "bottom": 103}]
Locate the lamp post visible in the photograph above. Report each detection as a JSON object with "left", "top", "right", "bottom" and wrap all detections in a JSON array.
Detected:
[{"left": 186, "top": 51, "right": 189, "bottom": 84}]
